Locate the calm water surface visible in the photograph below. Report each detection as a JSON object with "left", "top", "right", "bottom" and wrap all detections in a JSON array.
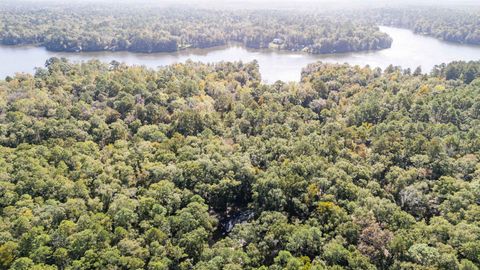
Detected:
[{"left": 1, "top": 26, "right": 480, "bottom": 83}]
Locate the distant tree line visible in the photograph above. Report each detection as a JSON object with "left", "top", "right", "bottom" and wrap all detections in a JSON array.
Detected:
[
  {"left": 0, "top": 6, "right": 393, "bottom": 54},
  {"left": 372, "top": 8, "right": 480, "bottom": 45}
]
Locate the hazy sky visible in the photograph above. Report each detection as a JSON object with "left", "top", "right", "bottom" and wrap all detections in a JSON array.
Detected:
[{"left": 6, "top": 0, "right": 480, "bottom": 10}]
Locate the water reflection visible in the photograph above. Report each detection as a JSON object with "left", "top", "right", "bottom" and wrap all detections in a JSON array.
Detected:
[{"left": 1, "top": 27, "right": 480, "bottom": 83}]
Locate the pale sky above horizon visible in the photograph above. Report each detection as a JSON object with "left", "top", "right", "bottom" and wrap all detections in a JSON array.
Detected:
[{"left": 5, "top": 0, "right": 480, "bottom": 11}]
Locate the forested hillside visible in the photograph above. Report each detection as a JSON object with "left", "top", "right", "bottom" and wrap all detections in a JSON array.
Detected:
[
  {"left": 0, "top": 6, "right": 392, "bottom": 54},
  {"left": 373, "top": 8, "right": 480, "bottom": 45},
  {"left": 0, "top": 58, "right": 480, "bottom": 269}
]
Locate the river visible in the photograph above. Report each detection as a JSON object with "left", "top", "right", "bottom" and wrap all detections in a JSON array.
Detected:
[{"left": 1, "top": 26, "right": 480, "bottom": 83}]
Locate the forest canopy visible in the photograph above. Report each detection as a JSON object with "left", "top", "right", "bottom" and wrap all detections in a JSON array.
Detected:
[{"left": 0, "top": 58, "right": 480, "bottom": 269}]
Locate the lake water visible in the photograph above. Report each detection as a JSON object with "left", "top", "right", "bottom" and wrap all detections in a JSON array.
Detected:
[{"left": 1, "top": 26, "right": 480, "bottom": 83}]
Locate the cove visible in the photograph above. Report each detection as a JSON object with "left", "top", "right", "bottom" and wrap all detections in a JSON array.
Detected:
[{"left": 1, "top": 26, "right": 480, "bottom": 83}]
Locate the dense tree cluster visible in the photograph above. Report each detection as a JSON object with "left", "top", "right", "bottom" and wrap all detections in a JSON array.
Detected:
[
  {"left": 0, "top": 6, "right": 392, "bottom": 54},
  {"left": 432, "top": 61, "right": 480, "bottom": 84},
  {"left": 0, "top": 58, "right": 480, "bottom": 269},
  {"left": 373, "top": 8, "right": 480, "bottom": 45}
]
